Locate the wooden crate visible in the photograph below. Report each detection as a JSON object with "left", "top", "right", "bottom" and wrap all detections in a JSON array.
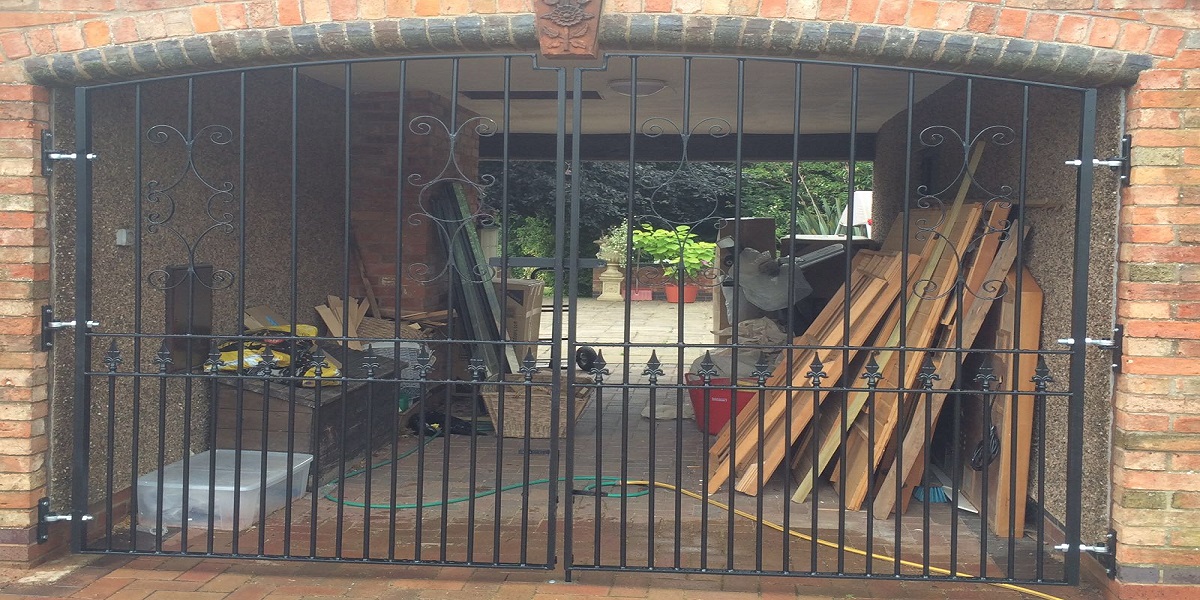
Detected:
[{"left": 214, "top": 346, "right": 399, "bottom": 488}]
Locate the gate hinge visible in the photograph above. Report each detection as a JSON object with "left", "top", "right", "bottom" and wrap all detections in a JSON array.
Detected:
[
  {"left": 1054, "top": 529, "right": 1116, "bottom": 578},
  {"left": 1055, "top": 324, "right": 1123, "bottom": 373},
  {"left": 41, "top": 305, "right": 100, "bottom": 351},
  {"left": 37, "top": 498, "right": 93, "bottom": 544},
  {"left": 1064, "top": 134, "right": 1131, "bottom": 186},
  {"left": 40, "top": 130, "right": 96, "bottom": 177}
]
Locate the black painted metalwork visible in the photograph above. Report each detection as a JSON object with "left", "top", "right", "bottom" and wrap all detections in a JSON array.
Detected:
[{"left": 62, "top": 52, "right": 1097, "bottom": 587}]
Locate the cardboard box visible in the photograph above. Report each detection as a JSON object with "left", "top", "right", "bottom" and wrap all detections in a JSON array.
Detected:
[
  {"left": 494, "top": 279, "right": 543, "bottom": 360},
  {"left": 244, "top": 305, "right": 287, "bottom": 330}
]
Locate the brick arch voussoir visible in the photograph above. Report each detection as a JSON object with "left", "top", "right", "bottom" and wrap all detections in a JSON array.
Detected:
[
  {"left": 20, "top": 15, "right": 540, "bottom": 87},
  {"left": 20, "top": 14, "right": 1150, "bottom": 89},
  {"left": 600, "top": 14, "right": 1150, "bottom": 88}
]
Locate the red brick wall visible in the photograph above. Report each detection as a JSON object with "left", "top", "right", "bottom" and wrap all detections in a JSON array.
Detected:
[
  {"left": 0, "top": 2, "right": 1196, "bottom": 591},
  {"left": 350, "top": 90, "right": 480, "bottom": 315}
]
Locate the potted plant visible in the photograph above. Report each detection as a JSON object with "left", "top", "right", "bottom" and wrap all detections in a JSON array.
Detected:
[
  {"left": 595, "top": 221, "right": 632, "bottom": 301},
  {"left": 631, "top": 224, "right": 716, "bottom": 303}
]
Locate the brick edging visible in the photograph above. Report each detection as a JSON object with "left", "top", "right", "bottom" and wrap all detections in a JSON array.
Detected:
[
  {"left": 601, "top": 14, "right": 1151, "bottom": 87},
  {"left": 18, "top": 15, "right": 1152, "bottom": 88}
]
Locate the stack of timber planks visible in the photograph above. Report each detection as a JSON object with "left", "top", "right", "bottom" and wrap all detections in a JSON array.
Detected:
[{"left": 707, "top": 145, "right": 1039, "bottom": 523}]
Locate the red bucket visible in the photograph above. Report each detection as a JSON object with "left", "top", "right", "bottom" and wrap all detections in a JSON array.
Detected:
[{"left": 684, "top": 374, "right": 757, "bottom": 435}]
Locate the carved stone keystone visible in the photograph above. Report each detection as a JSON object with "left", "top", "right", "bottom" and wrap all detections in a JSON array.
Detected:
[{"left": 534, "top": 0, "right": 602, "bottom": 59}]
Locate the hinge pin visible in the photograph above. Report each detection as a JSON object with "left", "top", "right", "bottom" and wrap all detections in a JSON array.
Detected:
[
  {"left": 1054, "top": 530, "right": 1117, "bottom": 578},
  {"left": 1055, "top": 325, "right": 1123, "bottom": 373},
  {"left": 37, "top": 498, "right": 93, "bottom": 544}
]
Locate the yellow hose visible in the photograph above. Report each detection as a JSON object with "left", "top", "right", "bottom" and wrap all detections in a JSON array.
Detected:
[{"left": 625, "top": 480, "right": 1067, "bottom": 600}]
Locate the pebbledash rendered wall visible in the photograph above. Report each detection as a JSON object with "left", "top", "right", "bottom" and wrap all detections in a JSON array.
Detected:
[{"left": 0, "top": 1, "right": 1195, "bottom": 597}]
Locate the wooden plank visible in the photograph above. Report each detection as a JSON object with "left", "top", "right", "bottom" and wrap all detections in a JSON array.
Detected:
[
  {"left": 430, "top": 183, "right": 520, "bottom": 376},
  {"left": 734, "top": 256, "right": 904, "bottom": 495},
  {"left": 350, "top": 227, "right": 382, "bottom": 319},
  {"left": 706, "top": 252, "right": 874, "bottom": 466},
  {"left": 817, "top": 203, "right": 984, "bottom": 508},
  {"left": 708, "top": 250, "right": 883, "bottom": 467},
  {"left": 872, "top": 225, "right": 1028, "bottom": 519},
  {"left": 941, "top": 203, "right": 1012, "bottom": 326},
  {"left": 820, "top": 144, "right": 988, "bottom": 509},
  {"left": 713, "top": 251, "right": 907, "bottom": 496},
  {"left": 959, "top": 267, "right": 1042, "bottom": 536},
  {"left": 705, "top": 252, "right": 892, "bottom": 495}
]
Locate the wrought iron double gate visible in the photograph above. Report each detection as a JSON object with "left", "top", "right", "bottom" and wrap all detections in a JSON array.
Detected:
[{"left": 55, "top": 52, "right": 1099, "bottom": 586}]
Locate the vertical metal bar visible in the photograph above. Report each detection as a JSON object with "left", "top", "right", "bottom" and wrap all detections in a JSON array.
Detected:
[
  {"left": 864, "top": 359, "right": 878, "bottom": 574},
  {"left": 616, "top": 64, "right": 631, "bottom": 569},
  {"left": 729, "top": 57, "right": 745, "bottom": 573},
  {"left": 895, "top": 71, "right": 916, "bottom": 577},
  {"left": 492, "top": 55, "right": 512, "bottom": 565},
  {"left": 283, "top": 66, "right": 299, "bottom": 559},
  {"left": 948, "top": 77, "right": 975, "bottom": 579},
  {"left": 309, "top": 361, "right": 323, "bottom": 557},
  {"left": 391, "top": 60, "right": 408, "bottom": 562},
  {"left": 782, "top": 61, "right": 802, "bottom": 573},
  {"left": 807, "top": 361, "right": 820, "bottom": 573},
  {"left": 129, "top": 84, "right": 144, "bottom": 551},
  {"left": 231, "top": 72, "right": 248, "bottom": 557},
  {"left": 626, "top": 56, "right": 652, "bottom": 570},
  {"left": 922, "top": 364, "right": 933, "bottom": 577},
  {"left": 1064, "top": 88, "right": 1097, "bottom": 586},
  {"left": 838, "top": 66, "right": 860, "bottom": 575},
  {"left": 153, "top": 345, "right": 167, "bottom": 553},
  {"left": 551, "top": 63, "right": 568, "bottom": 573},
  {"left": 178, "top": 77, "right": 196, "bottom": 554},
  {"left": 451, "top": 58, "right": 482, "bottom": 565},
  {"left": 1008, "top": 84, "right": 1032, "bottom": 580},
  {"left": 104, "top": 345, "right": 116, "bottom": 551},
  {"left": 258, "top": 367, "right": 272, "bottom": 555},
  {"left": 334, "top": 61, "right": 353, "bottom": 560},
  {"left": 566, "top": 64, "right": 596, "bottom": 573},
  {"left": 362, "top": 355, "right": 375, "bottom": 560},
  {"left": 206, "top": 343, "right": 219, "bottom": 554},
  {"left": 677, "top": 57, "right": 709, "bottom": 573}
]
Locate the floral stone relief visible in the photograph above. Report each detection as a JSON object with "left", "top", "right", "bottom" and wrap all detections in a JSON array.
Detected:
[{"left": 535, "top": 0, "right": 601, "bottom": 59}]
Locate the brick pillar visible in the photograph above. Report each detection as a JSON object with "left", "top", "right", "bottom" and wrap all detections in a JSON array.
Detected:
[
  {"left": 351, "top": 90, "right": 480, "bottom": 316},
  {"left": 0, "top": 81, "right": 52, "bottom": 566},
  {"left": 1111, "top": 47, "right": 1200, "bottom": 596}
]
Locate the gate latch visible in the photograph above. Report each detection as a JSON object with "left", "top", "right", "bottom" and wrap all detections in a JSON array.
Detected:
[
  {"left": 41, "top": 305, "right": 99, "bottom": 351},
  {"left": 37, "top": 498, "right": 93, "bottom": 544},
  {"left": 1056, "top": 324, "right": 1123, "bottom": 373},
  {"left": 1064, "top": 134, "right": 1131, "bottom": 186},
  {"left": 1054, "top": 529, "right": 1116, "bottom": 578},
  {"left": 41, "top": 130, "right": 96, "bottom": 177}
]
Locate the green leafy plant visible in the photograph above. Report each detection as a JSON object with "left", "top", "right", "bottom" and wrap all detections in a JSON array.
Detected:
[
  {"left": 742, "top": 161, "right": 874, "bottom": 237},
  {"left": 631, "top": 224, "right": 716, "bottom": 281}
]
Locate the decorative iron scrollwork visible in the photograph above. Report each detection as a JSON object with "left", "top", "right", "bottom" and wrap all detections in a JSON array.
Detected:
[
  {"left": 405, "top": 114, "right": 498, "bottom": 285},
  {"left": 911, "top": 124, "right": 1018, "bottom": 303},
  {"left": 142, "top": 123, "right": 237, "bottom": 292},
  {"left": 628, "top": 116, "right": 732, "bottom": 289}
]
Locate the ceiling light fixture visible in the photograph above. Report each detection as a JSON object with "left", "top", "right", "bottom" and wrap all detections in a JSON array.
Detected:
[{"left": 607, "top": 79, "right": 668, "bottom": 97}]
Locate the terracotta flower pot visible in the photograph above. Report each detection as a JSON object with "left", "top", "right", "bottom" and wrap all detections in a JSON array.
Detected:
[{"left": 664, "top": 283, "right": 699, "bottom": 303}]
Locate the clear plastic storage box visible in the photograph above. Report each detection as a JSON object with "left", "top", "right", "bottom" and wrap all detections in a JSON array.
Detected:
[{"left": 137, "top": 449, "right": 313, "bottom": 532}]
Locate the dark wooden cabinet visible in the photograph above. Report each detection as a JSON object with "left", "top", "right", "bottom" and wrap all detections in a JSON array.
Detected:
[{"left": 213, "top": 346, "right": 401, "bottom": 489}]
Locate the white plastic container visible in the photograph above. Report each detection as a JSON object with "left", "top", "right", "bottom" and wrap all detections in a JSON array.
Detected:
[{"left": 137, "top": 449, "right": 313, "bottom": 532}]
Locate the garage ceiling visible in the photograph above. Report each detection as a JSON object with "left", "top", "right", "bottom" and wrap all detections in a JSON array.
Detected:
[{"left": 301, "top": 55, "right": 953, "bottom": 137}]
